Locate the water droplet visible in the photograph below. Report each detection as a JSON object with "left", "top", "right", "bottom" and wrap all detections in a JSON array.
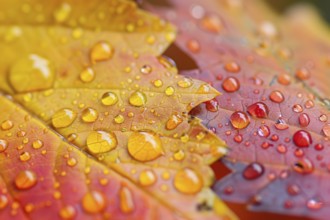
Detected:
[
  {"left": 14, "top": 170, "right": 37, "bottom": 190},
  {"left": 243, "top": 162, "right": 264, "bottom": 180},
  {"left": 52, "top": 109, "right": 77, "bottom": 128},
  {"left": 277, "top": 73, "right": 291, "bottom": 85},
  {"left": 258, "top": 125, "right": 270, "bottom": 137},
  {"left": 224, "top": 61, "right": 240, "bottom": 73},
  {"left": 234, "top": 134, "right": 243, "bottom": 143},
  {"left": 166, "top": 114, "right": 183, "bottom": 130},
  {"left": 294, "top": 148, "right": 304, "bottom": 157},
  {"left": 247, "top": 102, "right": 269, "bottom": 118},
  {"left": 230, "top": 111, "right": 250, "bottom": 129},
  {"left": 293, "top": 158, "right": 314, "bottom": 174},
  {"left": 54, "top": 3, "right": 71, "bottom": 23},
  {"left": 190, "top": 5, "right": 205, "bottom": 19},
  {"left": 101, "top": 92, "right": 118, "bottom": 106},
  {"left": 292, "top": 104, "right": 303, "bottom": 113},
  {"left": 274, "top": 118, "right": 288, "bottom": 130},
  {"left": 174, "top": 168, "right": 203, "bottom": 194},
  {"left": 287, "top": 184, "right": 300, "bottom": 195},
  {"left": 258, "top": 21, "right": 278, "bottom": 38},
  {"left": 201, "top": 15, "right": 222, "bottom": 33},
  {"left": 19, "top": 152, "right": 31, "bottom": 162},
  {"left": 0, "top": 195, "right": 8, "bottom": 209},
  {"left": 271, "top": 134, "right": 279, "bottom": 141},
  {"left": 90, "top": 42, "right": 113, "bottom": 63},
  {"left": 299, "top": 113, "right": 310, "bottom": 127},
  {"left": 296, "top": 68, "right": 310, "bottom": 80},
  {"left": 1, "top": 120, "right": 13, "bottom": 130},
  {"left": 114, "top": 114, "right": 125, "bottom": 124},
  {"left": 153, "top": 79, "right": 163, "bottom": 88},
  {"left": 9, "top": 54, "right": 54, "bottom": 92},
  {"left": 127, "top": 132, "right": 164, "bottom": 162},
  {"left": 269, "top": 90, "right": 284, "bottom": 103},
  {"left": 129, "top": 91, "right": 147, "bottom": 107},
  {"left": 67, "top": 157, "right": 77, "bottom": 167},
  {"left": 32, "top": 140, "right": 43, "bottom": 149},
  {"left": 81, "top": 108, "right": 98, "bottom": 123},
  {"left": 0, "top": 139, "right": 8, "bottom": 152},
  {"left": 314, "top": 144, "right": 324, "bottom": 151},
  {"left": 139, "top": 170, "right": 156, "bottom": 186},
  {"left": 119, "top": 186, "right": 135, "bottom": 213},
  {"left": 293, "top": 130, "right": 312, "bottom": 148},
  {"left": 187, "top": 39, "right": 200, "bottom": 53},
  {"left": 165, "top": 86, "right": 175, "bottom": 96},
  {"left": 304, "top": 100, "right": 314, "bottom": 109},
  {"left": 277, "top": 144, "right": 287, "bottom": 154},
  {"left": 205, "top": 99, "right": 219, "bottom": 112},
  {"left": 173, "top": 150, "right": 185, "bottom": 161},
  {"left": 59, "top": 205, "right": 76, "bottom": 220},
  {"left": 307, "top": 198, "right": 323, "bottom": 210},
  {"left": 222, "top": 77, "right": 240, "bottom": 92},
  {"left": 177, "top": 78, "right": 193, "bottom": 88},
  {"left": 323, "top": 124, "right": 330, "bottom": 137},
  {"left": 319, "top": 114, "right": 327, "bottom": 122},
  {"left": 140, "top": 65, "right": 152, "bottom": 74},
  {"left": 87, "top": 131, "right": 117, "bottom": 154},
  {"left": 79, "top": 67, "right": 95, "bottom": 83},
  {"left": 82, "top": 190, "right": 106, "bottom": 214}
]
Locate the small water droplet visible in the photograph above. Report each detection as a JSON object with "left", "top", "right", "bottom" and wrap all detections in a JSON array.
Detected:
[
  {"left": 114, "top": 114, "right": 125, "bottom": 124},
  {"left": 127, "top": 132, "right": 164, "bottom": 162},
  {"left": 224, "top": 61, "right": 240, "bottom": 73},
  {"left": 323, "top": 124, "right": 330, "bottom": 137},
  {"left": 201, "top": 15, "right": 222, "bottom": 33},
  {"left": 230, "top": 111, "right": 250, "bottom": 129},
  {"left": 153, "top": 79, "right": 163, "bottom": 88},
  {"left": 59, "top": 205, "right": 76, "bottom": 220},
  {"left": 294, "top": 148, "right": 304, "bottom": 157},
  {"left": 0, "top": 194, "right": 8, "bottom": 210},
  {"left": 287, "top": 184, "right": 300, "bottom": 195},
  {"left": 299, "top": 113, "right": 310, "bottom": 127},
  {"left": 187, "top": 39, "right": 200, "bottom": 53},
  {"left": 52, "top": 109, "right": 77, "bottom": 128},
  {"left": 292, "top": 104, "right": 303, "bottom": 113},
  {"left": 1, "top": 120, "right": 13, "bottom": 130},
  {"left": 67, "top": 157, "right": 77, "bottom": 167},
  {"left": 119, "top": 186, "right": 135, "bottom": 213},
  {"left": 0, "top": 139, "right": 8, "bottom": 152},
  {"left": 304, "top": 100, "right": 314, "bottom": 109},
  {"left": 166, "top": 114, "right": 183, "bottom": 130},
  {"left": 140, "top": 65, "right": 152, "bottom": 74},
  {"left": 54, "top": 3, "right": 71, "bottom": 23},
  {"left": 274, "top": 118, "right": 289, "bottom": 130},
  {"left": 269, "top": 90, "right": 284, "bottom": 103},
  {"left": 87, "top": 131, "right": 117, "bottom": 154},
  {"left": 81, "top": 108, "right": 98, "bottom": 123},
  {"left": 82, "top": 190, "right": 106, "bottom": 214},
  {"left": 247, "top": 102, "right": 269, "bottom": 118},
  {"left": 271, "top": 134, "right": 279, "bottom": 141},
  {"left": 101, "top": 92, "right": 118, "bottom": 106},
  {"left": 319, "top": 114, "right": 328, "bottom": 122},
  {"left": 314, "top": 143, "right": 324, "bottom": 151},
  {"left": 174, "top": 168, "right": 203, "bottom": 194},
  {"left": 222, "top": 77, "right": 240, "bottom": 92},
  {"left": 32, "top": 140, "right": 43, "bottom": 149},
  {"left": 234, "top": 134, "right": 243, "bottom": 143},
  {"left": 90, "top": 41, "right": 113, "bottom": 63},
  {"left": 165, "top": 86, "right": 175, "bottom": 96},
  {"left": 139, "top": 170, "right": 157, "bottom": 186},
  {"left": 277, "top": 144, "right": 287, "bottom": 154},
  {"left": 307, "top": 198, "right": 323, "bottom": 210},
  {"left": 14, "top": 170, "right": 37, "bottom": 190},
  {"left": 293, "top": 158, "right": 314, "bottom": 174},
  {"left": 296, "top": 68, "right": 310, "bottom": 80},
  {"left": 277, "top": 73, "right": 291, "bottom": 85},
  {"left": 258, "top": 125, "right": 270, "bottom": 137},
  {"left": 293, "top": 130, "right": 312, "bottom": 147},
  {"left": 129, "top": 91, "right": 147, "bottom": 107},
  {"left": 205, "top": 99, "right": 219, "bottom": 112},
  {"left": 19, "top": 152, "right": 31, "bottom": 162},
  {"left": 177, "top": 78, "right": 193, "bottom": 88},
  {"left": 242, "top": 162, "right": 264, "bottom": 180}
]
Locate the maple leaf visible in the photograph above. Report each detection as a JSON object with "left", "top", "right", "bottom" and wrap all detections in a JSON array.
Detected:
[
  {"left": 0, "top": 0, "right": 236, "bottom": 219},
  {"left": 147, "top": 0, "right": 330, "bottom": 219}
]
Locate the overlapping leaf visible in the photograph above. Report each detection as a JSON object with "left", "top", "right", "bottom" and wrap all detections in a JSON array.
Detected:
[
  {"left": 147, "top": 0, "right": 330, "bottom": 219},
  {"left": 0, "top": 0, "right": 236, "bottom": 219}
]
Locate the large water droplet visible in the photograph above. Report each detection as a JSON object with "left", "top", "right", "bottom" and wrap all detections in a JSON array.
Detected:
[
  {"left": 14, "top": 170, "right": 37, "bottom": 190},
  {"left": 222, "top": 77, "right": 240, "bottom": 92},
  {"left": 247, "top": 102, "right": 269, "bottom": 118},
  {"left": 242, "top": 162, "right": 265, "bottom": 180},
  {"left": 230, "top": 111, "right": 250, "bottom": 129},
  {"left": 293, "top": 130, "right": 312, "bottom": 147},
  {"left": 174, "top": 168, "right": 203, "bottom": 194},
  {"left": 87, "top": 131, "right": 117, "bottom": 154},
  {"left": 82, "top": 190, "right": 106, "bottom": 214},
  {"left": 52, "top": 109, "right": 77, "bottom": 128},
  {"left": 9, "top": 54, "right": 54, "bottom": 92},
  {"left": 90, "top": 42, "right": 113, "bottom": 63},
  {"left": 129, "top": 91, "right": 147, "bottom": 107},
  {"left": 127, "top": 132, "right": 164, "bottom": 162}
]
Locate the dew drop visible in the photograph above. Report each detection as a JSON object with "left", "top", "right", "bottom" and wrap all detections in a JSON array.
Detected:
[
  {"left": 269, "top": 90, "right": 284, "bottom": 103},
  {"left": 127, "top": 132, "right": 164, "bottom": 162},
  {"left": 307, "top": 198, "right": 323, "bottom": 210},
  {"left": 79, "top": 67, "right": 95, "bottom": 83},
  {"left": 129, "top": 91, "right": 147, "bottom": 107},
  {"left": 319, "top": 114, "right": 328, "bottom": 122},
  {"left": 114, "top": 114, "right": 125, "bottom": 124},
  {"left": 293, "top": 158, "right": 314, "bottom": 174},
  {"left": 234, "top": 134, "right": 243, "bottom": 143},
  {"left": 0, "top": 139, "right": 8, "bottom": 152},
  {"left": 9, "top": 54, "right": 54, "bottom": 92},
  {"left": 177, "top": 78, "right": 193, "bottom": 88},
  {"left": 139, "top": 170, "right": 157, "bottom": 187},
  {"left": 54, "top": 3, "right": 71, "bottom": 23},
  {"left": 277, "top": 144, "right": 287, "bottom": 154},
  {"left": 166, "top": 114, "right": 183, "bottom": 130},
  {"left": 59, "top": 205, "right": 76, "bottom": 220},
  {"left": 299, "top": 113, "right": 310, "bottom": 127},
  {"left": 224, "top": 61, "right": 240, "bottom": 73},
  {"left": 222, "top": 77, "right": 240, "bottom": 92},
  {"left": 258, "top": 125, "right": 270, "bottom": 137},
  {"left": 230, "top": 111, "right": 250, "bottom": 129},
  {"left": 274, "top": 118, "right": 289, "bottom": 130},
  {"left": 322, "top": 124, "right": 330, "bottom": 137},
  {"left": 314, "top": 144, "right": 324, "bottom": 151},
  {"left": 277, "top": 73, "right": 291, "bottom": 85},
  {"left": 296, "top": 68, "right": 310, "bottom": 80},
  {"left": 153, "top": 79, "right": 163, "bottom": 88},
  {"left": 165, "top": 86, "right": 175, "bottom": 96},
  {"left": 32, "top": 140, "right": 43, "bottom": 149},
  {"left": 187, "top": 39, "right": 200, "bottom": 53},
  {"left": 101, "top": 92, "right": 118, "bottom": 106},
  {"left": 293, "top": 130, "right": 312, "bottom": 147},
  {"left": 87, "top": 131, "right": 117, "bottom": 154},
  {"left": 292, "top": 104, "right": 303, "bottom": 113},
  {"left": 1, "top": 120, "right": 13, "bottom": 130},
  {"left": 52, "top": 109, "right": 77, "bottom": 128},
  {"left": 294, "top": 148, "right": 304, "bottom": 157},
  {"left": 90, "top": 41, "right": 113, "bottom": 63},
  {"left": 81, "top": 108, "right": 98, "bottom": 123},
  {"left": 173, "top": 150, "right": 185, "bottom": 161},
  {"left": 205, "top": 99, "right": 219, "bottom": 112},
  {"left": 0, "top": 195, "right": 8, "bottom": 210},
  {"left": 119, "top": 186, "right": 135, "bottom": 213},
  {"left": 140, "top": 65, "right": 152, "bottom": 74},
  {"left": 14, "top": 170, "right": 37, "bottom": 190},
  {"left": 271, "top": 134, "right": 279, "bottom": 141},
  {"left": 67, "top": 157, "right": 77, "bottom": 167},
  {"left": 19, "top": 152, "right": 31, "bottom": 162},
  {"left": 82, "top": 190, "right": 106, "bottom": 214},
  {"left": 287, "top": 184, "right": 300, "bottom": 195},
  {"left": 304, "top": 100, "right": 314, "bottom": 109},
  {"left": 174, "top": 168, "right": 203, "bottom": 194},
  {"left": 247, "top": 102, "right": 269, "bottom": 118},
  {"left": 242, "top": 162, "right": 264, "bottom": 180},
  {"left": 201, "top": 15, "right": 222, "bottom": 33}
]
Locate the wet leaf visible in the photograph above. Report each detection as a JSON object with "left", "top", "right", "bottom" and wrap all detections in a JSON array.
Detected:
[
  {"left": 0, "top": 0, "right": 235, "bottom": 219},
  {"left": 147, "top": 0, "right": 330, "bottom": 219}
]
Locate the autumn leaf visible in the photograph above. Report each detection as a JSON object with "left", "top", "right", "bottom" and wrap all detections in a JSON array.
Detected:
[
  {"left": 0, "top": 0, "right": 236, "bottom": 219},
  {"left": 147, "top": 0, "right": 330, "bottom": 219}
]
